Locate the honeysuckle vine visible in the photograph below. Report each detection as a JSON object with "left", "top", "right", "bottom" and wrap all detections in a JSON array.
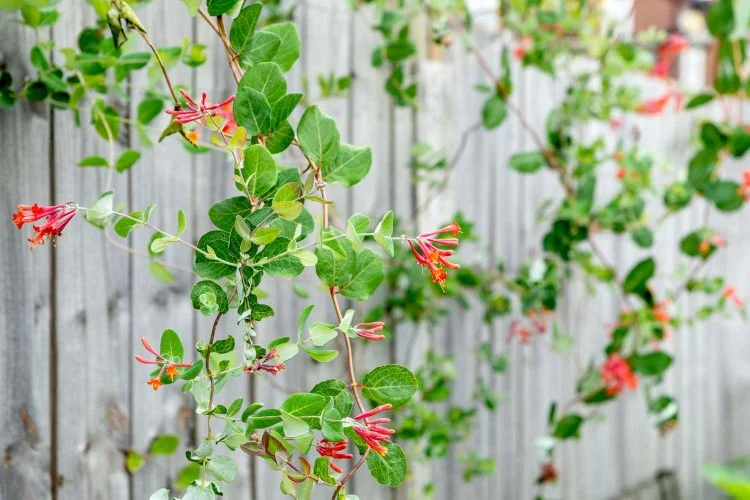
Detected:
[
  {"left": 6, "top": 1, "right": 468, "bottom": 498},
  {"left": 6, "top": 0, "right": 750, "bottom": 497},
  {"left": 354, "top": 0, "right": 750, "bottom": 495}
]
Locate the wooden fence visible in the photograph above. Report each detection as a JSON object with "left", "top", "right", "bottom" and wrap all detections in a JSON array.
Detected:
[{"left": 1, "top": 2, "right": 747, "bottom": 499}]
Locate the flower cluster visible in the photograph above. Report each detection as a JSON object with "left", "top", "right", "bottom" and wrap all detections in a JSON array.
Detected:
[
  {"left": 13, "top": 202, "right": 78, "bottom": 250},
  {"left": 354, "top": 321, "right": 385, "bottom": 341},
  {"left": 352, "top": 404, "right": 394, "bottom": 456},
  {"left": 316, "top": 439, "right": 353, "bottom": 473},
  {"left": 600, "top": 353, "right": 638, "bottom": 396},
  {"left": 243, "top": 349, "right": 286, "bottom": 376},
  {"left": 649, "top": 34, "right": 688, "bottom": 79},
  {"left": 723, "top": 285, "right": 743, "bottom": 308},
  {"left": 408, "top": 222, "right": 461, "bottom": 288},
  {"left": 166, "top": 89, "right": 236, "bottom": 144},
  {"left": 135, "top": 337, "right": 192, "bottom": 391}
]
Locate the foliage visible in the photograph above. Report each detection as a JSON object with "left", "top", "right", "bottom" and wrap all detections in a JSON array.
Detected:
[{"left": 6, "top": 0, "right": 750, "bottom": 497}]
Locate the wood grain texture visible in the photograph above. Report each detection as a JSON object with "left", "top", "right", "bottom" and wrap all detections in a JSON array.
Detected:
[
  {"left": 50, "top": 2, "right": 131, "bottom": 499},
  {"left": 2, "top": 2, "right": 749, "bottom": 500},
  {"left": 0, "top": 13, "right": 53, "bottom": 500}
]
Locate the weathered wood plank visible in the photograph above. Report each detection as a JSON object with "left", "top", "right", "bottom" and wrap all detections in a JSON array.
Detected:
[
  {"left": 128, "top": 3, "right": 198, "bottom": 498},
  {"left": 0, "top": 13, "right": 53, "bottom": 500},
  {"left": 50, "top": 3, "right": 131, "bottom": 499}
]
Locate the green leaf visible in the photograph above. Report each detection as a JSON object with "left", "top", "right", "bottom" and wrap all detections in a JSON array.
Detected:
[
  {"left": 686, "top": 93, "right": 714, "bottom": 110},
  {"left": 366, "top": 442, "right": 407, "bottom": 487},
  {"left": 234, "top": 87, "right": 271, "bottom": 136},
  {"left": 270, "top": 93, "right": 302, "bottom": 130},
  {"left": 115, "top": 150, "right": 141, "bottom": 172},
  {"left": 321, "top": 406, "right": 345, "bottom": 442},
  {"left": 632, "top": 351, "right": 672, "bottom": 376},
  {"left": 250, "top": 227, "right": 280, "bottom": 245},
  {"left": 508, "top": 151, "right": 545, "bottom": 173},
  {"left": 622, "top": 257, "right": 655, "bottom": 294},
  {"left": 482, "top": 96, "right": 507, "bottom": 129},
  {"left": 309, "top": 322, "right": 338, "bottom": 347},
  {"left": 137, "top": 97, "right": 163, "bottom": 124},
  {"left": 149, "top": 261, "right": 173, "bottom": 284},
  {"left": 180, "top": 359, "right": 204, "bottom": 380},
  {"left": 297, "top": 105, "right": 340, "bottom": 170},
  {"left": 227, "top": 397, "right": 243, "bottom": 417},
  {"left": 311, "top": 379, "right": 352, "bottom": 417},
  {"left": 340, "top": 249, "right": 385, "bottom": 301},
  {"left": 78, "top": 155, "right": 109, "bottom": 167},
  {"left": 374, "top": 210, "right": 394, "bottom": 256},
  {"left": 207, "top": 0, "right": 240, "bottom": 16},
  {"left": 705, "top": 180, "right": 744, "bottom": 212},
  {"left": 245, "top": 409, "right": 282, "bottom": 432},
  {"left": 280, "top": 393, "right": 327, "bottom": 428},
  {"left": 150, "top": 434, "right": 180, "bottom": 455},
  {"left": 241, "top": 144, "right": 278, "bottom": 198},
  {"left": 194, "top": 230, "right": 241, "bottom": 279},
  {"left": 212, "top": 336, "right": 235, "bottom": 355},
  {"left": 209, "top": 197, "right": 254, "bottom": 231},
  {"left": 361, "top": 364, "right": 417, "bottom": 409},
  {"left": 553, "top": 414, "right": 584, "bottom": 439},
  {"left": 303, "top": 346, "right": 339, "bottom": 363},
  {"left": 257, "top": 237, "right": 304, "bottom": 277},
  {"left": 241, "top": 402, "right": 264, "bottom": 422},
  {"left": 126, "top": 450, "right": 144, "bottom": 474},
  {"left": 314, "top": 457, "right": 337, "bottom": 485},
  {"left": 630, "top": 227, "right": 654, "bottom": 248},
  {"left": 85, "top": 190, "right": 114, "bottom": 225},
  {"left": 261, "top": 22, "right": 300, "bottom": 71},
  {"left": 229, "top": 3, "right": 262, "bottom": 55},
  {"left": 191, "top": 280, "right": 229, "bottom": 315},
  {"left": 280, "top": 409, "right": 310, "bottom": 438},
  {"left": 243, "top": 31, "right": 281, "bottom": 68},
  {"left": 206, "top": 455, "right": 237, "bottom": 483},
  {"left": 323, "top": 144, "right": 372, "bottom": 187},
  {"left": 160, "top": 329, "right": 184, "bottom": 361},
  {"left": 238, "top": 61, "right": 287, "bottom": 103},
  {"left": 114, "top": 205, "right": 156, "bottom": 238}
]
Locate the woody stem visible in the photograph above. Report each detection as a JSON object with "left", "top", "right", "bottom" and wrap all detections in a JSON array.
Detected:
[
  {"left": 134, "top": 30, "right": 179, "bottom": 106},
  {"left": 205, "top": 289, "right": 237, "bottom": 439},
  {"left": 316, "top": 176, "right": 365, "bottom": 413}
]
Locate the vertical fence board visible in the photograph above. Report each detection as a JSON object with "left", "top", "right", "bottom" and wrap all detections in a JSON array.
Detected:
[
  {"left": 51, "top": 2, "right": 131, "bottom": 499},
  {"left": 0, "top": 15, "right": 53, "bottom": 500},
  {"left": 128, "top": 4, "right": 198, "bottom": 498}
]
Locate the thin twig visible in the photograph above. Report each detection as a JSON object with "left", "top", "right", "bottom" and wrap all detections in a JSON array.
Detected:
[
  {"left": 407, "top": 121, "right": 483, "bottom": 229},
  {"left": 135, "top": 30, "right": 180, "bottom": 105}
]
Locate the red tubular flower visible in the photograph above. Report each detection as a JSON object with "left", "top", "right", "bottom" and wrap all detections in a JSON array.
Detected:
[
  {"left": 649, "top": 34, "right": 688, "bottom": 79},
  {"left": 537, "top": 462, "right": 558, "bottom": 484},
  {"left": 353, "top": 404, "right": 394, "bottom": 456},
  {"left": 316, "top": 439, "right": 353, "bottom": 473},
  {"left": 135, "top": 337, "right": 192, "bottom": 390},
  {"left": 723, "top": 285, "right": 744, "bottom": 308},
  {"left": 14, "top": 202, "right": 78, "bottom": 250},
  {"left": 165, "top": 89, "right": 236, "bottom": 125},
  {"left": 244, "top": 349, "right": 286, "bottom": 376},
  {"left": 600, "top": 353, "right": 638, "bottom": 396},
  {"left": 408, "top": 223, "right": 461, "bottom": 289},
  {"left": 513, "top": 36, "right": 532, "bottom": 60},
  {"left": 738, "top": 170, "right": 750, "bottom": 200},
  {"left": 212, "top": 102, "right": 238, "bottom": 135},
  {"left": 354, "top": 321, "right": 385, "bottom": 341},
  {"left": 653, "top": 299, "right": 670, "bottom": 325}
]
